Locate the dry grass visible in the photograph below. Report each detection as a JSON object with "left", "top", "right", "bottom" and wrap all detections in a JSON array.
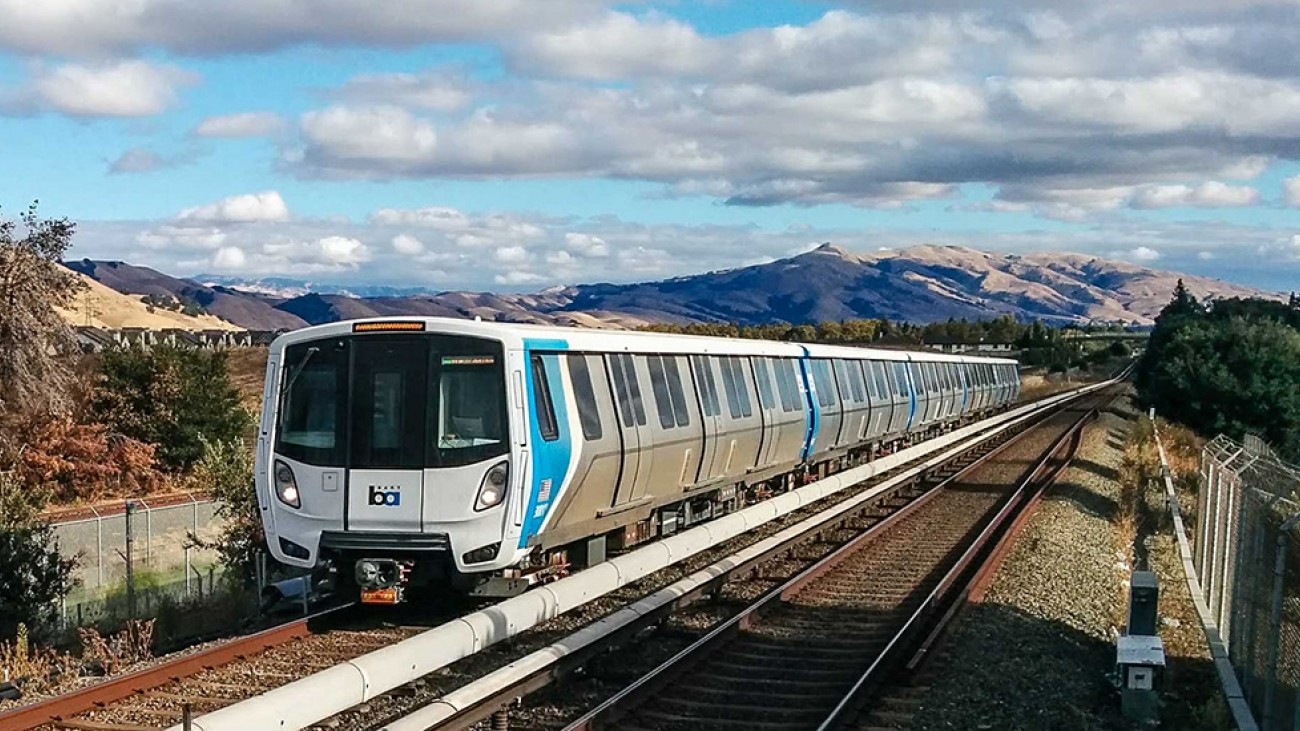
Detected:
[
  {"left": 0, "top": 624, "right": 78, "bottom": 696},
  {"left": 222, "top": 347, "right": 270, "bottom": 414}
]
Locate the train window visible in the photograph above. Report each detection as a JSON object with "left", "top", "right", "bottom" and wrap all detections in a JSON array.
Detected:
[
  {"left": 610, "top": 354, "right": 635, "bottom": 427},
  {"left": 812, "top": 360, "right": 836, "bottom": 408},
  {"left": 850, "top": 361, "right": 867, "bottom": 403},
  {"left": 626, "top": 355, "right": 647, "bottom": 426},
  {"left": 566, "top": 355, "right": 603, "bottom": 441},
  {"left": 665, "top": 356, "right": 691, "bottom": 427},
  {"left": 731, "top": 357, "right": 754, "bottom": 418},
  {"left": 786, "top": 359, "right": 805, "bottom": 412},
  {"left": 692, "top": 356, "right": 722, "bottom": 417},
  {"left": 753, "top": 358, "right": 776, "bottom": 410},
  {"left": 647, "top": 355, "right": 678, "bottom": 430},
  {"left": 719, "top": 356, "right": 742, "bottom": 418},
  {"left": 832, "top": 360, "right": 854, "bottom": 404},
  {"left": 277, "top": 339, "right": 348, "bottom": 467},
  {"left": 773, "top": 359, "right": 795, "bottom": 412},
  {"left": 531, "top": 355, "right": 560, "bottom": 442}
]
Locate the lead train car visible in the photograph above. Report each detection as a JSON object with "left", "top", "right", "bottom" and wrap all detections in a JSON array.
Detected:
[{"left": 256, "top": 318, "right": 1019, "bottom": 602}]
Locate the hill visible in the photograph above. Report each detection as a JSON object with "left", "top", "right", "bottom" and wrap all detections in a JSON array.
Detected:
[
  {"left": 70, "top": 245, "right": 1277, "bottom": 330},
  {"left": 56, "top": 272, "right": 242, "bottom": 330}
]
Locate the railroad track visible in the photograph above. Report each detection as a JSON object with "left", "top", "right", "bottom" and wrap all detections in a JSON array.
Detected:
[
  {"left": 557, "top": 393, "right": 1107, "bottom": 731},
  {"left": 4, "top": 384, "right": 1114, "bottom": 731},
  {"left": 0, "top": 602, "right": 479, "bottom": 731}
]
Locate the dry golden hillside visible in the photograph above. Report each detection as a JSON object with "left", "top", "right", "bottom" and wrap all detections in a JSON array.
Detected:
[{"left": 57, "top": 272, "right": 241, "bottom": 331}]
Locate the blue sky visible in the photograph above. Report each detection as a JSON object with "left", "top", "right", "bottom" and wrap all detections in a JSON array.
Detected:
[{"left": 1, "top": 0, "right": 1298, "bottom": 291}]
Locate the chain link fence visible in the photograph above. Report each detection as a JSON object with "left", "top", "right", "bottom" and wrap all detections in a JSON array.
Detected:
[{"left": 1199, "top": 434, "right": 1300, "bottom": 730}]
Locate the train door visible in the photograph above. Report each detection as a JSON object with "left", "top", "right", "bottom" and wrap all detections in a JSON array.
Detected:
[
  {"left": 346, "top": 337, "right": 427, "bottom": 533},
  {"left": 608, "top": 353, "right": 654, "bottom": 506},
  {"left": 751, "top": 357, "right": 782, "bottom": 468},
  {"left": 692, "top": 355, "right": 727, "bottom": 484}
]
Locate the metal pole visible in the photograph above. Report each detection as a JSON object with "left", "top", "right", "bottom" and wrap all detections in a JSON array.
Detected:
[
  {"left": 124, "top": 501, "right": 136, "bottom": 622},
  {"left": 95, "top": 508, "right": 104, "bottom": 590}
]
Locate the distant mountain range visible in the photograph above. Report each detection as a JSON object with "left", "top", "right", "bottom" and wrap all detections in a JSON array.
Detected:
[{"left": 65, "top": 244, "right": 1276, "bottom": 332}]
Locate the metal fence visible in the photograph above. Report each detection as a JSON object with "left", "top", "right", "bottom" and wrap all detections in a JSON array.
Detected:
[
  {"left": 50, "top": 496, "right": 225, "bottom": 599},
  {"left": 1199, "top": 434, "right": 1300, "bottom": 730}
]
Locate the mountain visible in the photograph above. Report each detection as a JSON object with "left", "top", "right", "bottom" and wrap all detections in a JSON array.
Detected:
[
  {"left": 57, "top": 272, "right": 242, "bottom": 331},
  {"left": 69, "top": 245, "right": 1277, "bottom": 331},
  {"left": 66, "top": 260, "right": 308, "bottom": 330},
  {"left": 192, "top": 274, "right": 440, "bottom": 299}
]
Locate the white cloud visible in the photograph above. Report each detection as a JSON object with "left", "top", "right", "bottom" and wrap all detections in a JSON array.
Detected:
[
  {"left": 108, "top": 148, "right": 176, "bottom": 174},
  {"left": 494, "top": 245, "right": 529, "bottom": 263},
  {"left": 494, "top": 270, "right": 545, "bottom": 285},
  {"left": 564, "top": 232, "right": 609, "bottom": 257},
  {"left": 0, "top": 0, "right": 603, "bottom": 55},
  {"left": 195, "top": 111, "right": 285, "bottom": 137},
  {"left": 1283, "top": 176, "right": 1300, "bottom": 208},
  {"left": 1129, "top": 181, "right": 1260, "bottom": 209},
  {"left": 299, "top": 106, "right": 437, "bottom": 174},
  {"left": 391, "top": 234, "right": 424, "bottom": 255},
  {"left": 177, "top": 191, "right": 291, "bottom": 224},
  {"left": 211, "top": 246, "right": 247, "bottom": 269},
  {"left": 333, "top": 72, "right": 474, "bottom": 112},
  {"left": 1128, "top": 246, "right": 1161, "bottom": 262},
  {"left": 29, "top": 60, "right": 196, "bottom": 118}
]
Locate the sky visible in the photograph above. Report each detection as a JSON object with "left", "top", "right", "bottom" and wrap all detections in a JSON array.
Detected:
[{"left": 1, "top": 0, "right": 1298, "bottom": 292}]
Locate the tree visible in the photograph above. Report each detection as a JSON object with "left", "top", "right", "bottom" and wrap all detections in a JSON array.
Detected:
[
  {"left": 0, "top": 473, "right": 76, "bottom": 642},
  {"left": 0, "top": 203, "right": 85, "bottom": 431},
  {"left": 17, "top": 418, "right": 166, "bottom": 504},
  {"left": 188, "top": 437, "right": 262, "bottom": 585},
  {"left": 91, "top": 346, "right": 252, "bottom": 471}
]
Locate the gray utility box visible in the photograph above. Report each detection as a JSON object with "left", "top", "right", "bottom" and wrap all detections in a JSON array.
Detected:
[{"left": 1127, "top": 570, "right": 1159, "bottom": 636}]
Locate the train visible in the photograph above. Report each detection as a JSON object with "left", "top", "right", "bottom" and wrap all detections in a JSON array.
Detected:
[{"left": 254, "top": 318, "right": 1020, "bottom": 603}]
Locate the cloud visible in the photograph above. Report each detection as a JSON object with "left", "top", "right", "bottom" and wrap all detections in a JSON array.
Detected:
[
  {"left": 177, "top": 191, "right": 291, "bottom": 224},
  {"left": 211, "top": 246, "right": 247, "bottom": 269},
  {"left": 1129, "top": 181, "right": 1260, "bottom": 209},
  {"left": 298, "top": 105, "right": 437, "bottom": 175},
  {"left": 108, "top": 147, "right": 187, "bottom": 174},
  {"left": 1283, "top": 176, "right": 1300, "bottom": 208},
  {"left": 0, "top": 0, "right": 604, "bottom": 55},
  {"left": 391, "top": 234, "right": 424, "bottom": 255},
  {"left": 75, "top": 203, "right": 1299, "bottom": 290},
  {"left": 22, "top": 60, "right": 197, "bottom": 118},
  {"left": 332, "top": 71, "right": 475, "bottom": 112},
  {"left": 194, "top": 111, "right": 285, "bottom": 137}
]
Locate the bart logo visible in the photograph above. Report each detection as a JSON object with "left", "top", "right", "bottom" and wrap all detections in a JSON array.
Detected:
[{"left": 368, "top": 485, "right": 401, "bottom": 506}]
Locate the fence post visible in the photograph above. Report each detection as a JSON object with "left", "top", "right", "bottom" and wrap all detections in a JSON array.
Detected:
[
  {"left": 94, "top": 507, "right": 104, "bottom": 590},
  {"left": 124, "top": 500, "right": 136, "bottom": 622}
]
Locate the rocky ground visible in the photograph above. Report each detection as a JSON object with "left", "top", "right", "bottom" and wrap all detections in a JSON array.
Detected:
[{"left": 910, "top": 392, "right": 1229, "bottom": 730}]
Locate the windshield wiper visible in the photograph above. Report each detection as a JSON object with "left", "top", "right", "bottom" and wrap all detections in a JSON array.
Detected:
[{"left": 283, "top": 346, "right": 320, "bottom": 394}]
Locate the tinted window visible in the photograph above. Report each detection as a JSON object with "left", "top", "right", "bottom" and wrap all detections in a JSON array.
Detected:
[
  {"left": 647, "top": 355, "right": 677, "bottom": 430},
  {"left": 665, "top": 356, "right": 690, "bottom": 427},
  {"left": 785, "top": 359, "right": 804, "bottom": 412},
  {"left": 278, "top": 339, "right": 348, "bottom": 467},
  {"left": 719, "top": 356, "right": 743, "bottom": 418},
  {"left": 610, "top": 354, "right": 635, "bottom": 427},
  {"left": 774, "top": 359, "right": 794, "bottom": 411},
  {"left": 753, "top": 358, "right": 776, "bottom": 410},
  {"left": 832, "top": 360, "right": 852, "bottom": 404},
  {"left": 626, "top": 355, "right": 647, "bottom": 426},
  {"left": 351, "top": 338, "right": 427, "bottom": 469},
  {"left": 434, "top": 350, "right": 507, "bottom": 466},
  {"left": 850, "top": 361, "right": 866, "bottom": 403},
  {"left": 730, "top": 357, "right": 753, "bottom": 418},
  {"left": 812, "top": 360, "right": 836, "bottom": 408},
  {"left": 532, "top": 355, "right": 559, "bottom": 441},
  {"left": 692, "top": 356, "right": 721, "bottom": 417},
  {"left": 567, "top": 355, "right": 603, "bottom": 441}
]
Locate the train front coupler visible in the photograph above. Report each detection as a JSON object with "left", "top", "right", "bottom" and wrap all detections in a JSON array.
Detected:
[{"left": 354, "top": 558, "right": 413, "bottom": 604}]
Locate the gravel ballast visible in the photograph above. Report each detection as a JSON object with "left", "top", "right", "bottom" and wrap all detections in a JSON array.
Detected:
[{"left": 910, "top": 398, "right": 1136, "bottom": 731}]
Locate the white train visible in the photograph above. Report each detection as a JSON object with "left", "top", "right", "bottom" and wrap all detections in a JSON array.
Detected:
[{"left": 254, "top": 318, "right": 1019, "bottom": 603}]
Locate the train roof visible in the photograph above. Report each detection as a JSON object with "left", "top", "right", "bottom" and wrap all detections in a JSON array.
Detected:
[{"left": 272, "top": 317, "right": 1018, "bottom": 365}]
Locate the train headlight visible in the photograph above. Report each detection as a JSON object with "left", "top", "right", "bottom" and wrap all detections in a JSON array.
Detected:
[
  {"left": 474, "top": 461, "right": 509, "bottom": 511},
  {"left": 274, "top": 460, "right": 301, "bottom": 509}
]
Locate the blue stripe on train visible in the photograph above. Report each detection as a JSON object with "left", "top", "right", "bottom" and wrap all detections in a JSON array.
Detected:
[
  {"left": 520, "top": 341, "right": 571, "bottom": 549},
  {"left": 797, "top": 350, "right": 818, "bottom": 462}
]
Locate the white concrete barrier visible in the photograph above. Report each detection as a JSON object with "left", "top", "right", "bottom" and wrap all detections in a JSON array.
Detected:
[{"left": 179, "top": 381, "right": 1110, "bottom": 731}]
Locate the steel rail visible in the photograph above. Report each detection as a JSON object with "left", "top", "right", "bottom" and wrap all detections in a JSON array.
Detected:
[
  {"left": 553, "top": 399, "right": 1092, "bottom": 731},
  {"left": 815, "top": 400, "right": 1103, "bottom": 731},
  {"left": 0, "top": 603, "right": 354, "bottom": 731}
]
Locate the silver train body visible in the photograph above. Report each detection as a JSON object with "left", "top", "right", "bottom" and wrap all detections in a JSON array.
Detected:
[{"left": 254, "top": 318, "right": 1020, "bottom": 600}]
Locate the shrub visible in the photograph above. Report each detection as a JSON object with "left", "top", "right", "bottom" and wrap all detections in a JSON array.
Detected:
[
  {"left": 16, "top": 417, "right": 166, "bottom": 504},
  {"left": 188, "top": 437, "right": 263, "bottom": 586},
  {"left": 91, "top": 346, "right": 252, "bottom": 471},
  {"left": 0, "top": 474, "right": 76, "bottom": 642}
]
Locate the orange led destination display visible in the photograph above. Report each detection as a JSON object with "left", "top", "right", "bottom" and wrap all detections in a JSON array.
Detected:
[{"left": 352, "top": 321, "right": 426, "bottom": 333}]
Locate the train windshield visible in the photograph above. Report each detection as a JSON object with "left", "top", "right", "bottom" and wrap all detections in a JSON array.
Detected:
[{"left": 275, "top": 334, "right": 508, "bottom": 470}]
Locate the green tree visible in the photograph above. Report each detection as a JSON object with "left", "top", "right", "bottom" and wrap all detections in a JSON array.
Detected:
[
  {"left": 0, "top": 473, "right": 76, "bottom": 641},
  {"left": 91, "top": 346, "right": 252, "bottom": 471},
  {"left": 188, "top": 437, "right": 263, "bottom": 585}
]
